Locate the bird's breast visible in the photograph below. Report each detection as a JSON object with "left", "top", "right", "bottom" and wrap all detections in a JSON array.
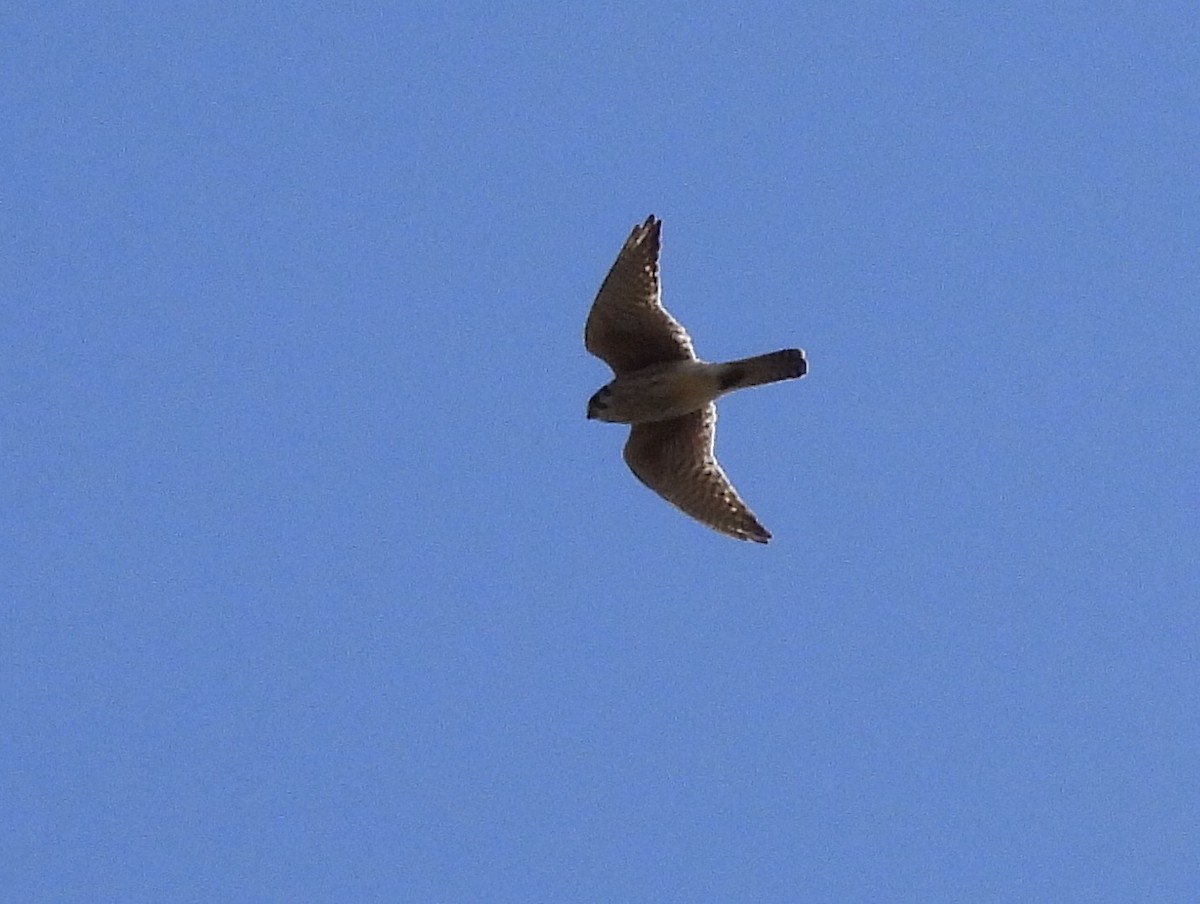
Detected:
[{"left": 596, "top": 362, "right": 719, "bottom": 424}]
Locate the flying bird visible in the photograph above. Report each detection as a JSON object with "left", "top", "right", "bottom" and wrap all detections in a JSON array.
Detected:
[{"left": 585, "top": 215, "right": 807, "bottom": 543}]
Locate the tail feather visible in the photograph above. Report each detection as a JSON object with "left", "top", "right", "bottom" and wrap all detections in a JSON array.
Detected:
[{"left": 718, "top": 349, "right": 807, "bottom": 391}]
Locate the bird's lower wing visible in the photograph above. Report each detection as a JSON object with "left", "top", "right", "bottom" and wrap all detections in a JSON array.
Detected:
[{"left": 622, "top": 405, "right": 771, "bottom": 543}]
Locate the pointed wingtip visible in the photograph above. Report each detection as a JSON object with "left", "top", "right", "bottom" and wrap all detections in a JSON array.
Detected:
[
  {"left": 738, "top": 520, "right": 772, "bottom": 544},
  {"left": 626, "top": 214, "right": 661, "bottom": 248}
]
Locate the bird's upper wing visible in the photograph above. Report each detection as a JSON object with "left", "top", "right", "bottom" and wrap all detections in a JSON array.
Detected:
[
  {"left": 622, "top": 404, "right": 770, "bottom": 543},
  {"left": 585, "top": 215, "right": 697, "bottom": 375}
]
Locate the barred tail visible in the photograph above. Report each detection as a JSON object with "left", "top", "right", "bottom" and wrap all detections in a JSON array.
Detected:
[{"left": 718, "top": 348, "right": 807, "bottom": 391}]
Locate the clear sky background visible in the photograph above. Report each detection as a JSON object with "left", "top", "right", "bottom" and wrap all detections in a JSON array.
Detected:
[{"left": 4, "top": 3, "right": 1198, "bottom": 902}]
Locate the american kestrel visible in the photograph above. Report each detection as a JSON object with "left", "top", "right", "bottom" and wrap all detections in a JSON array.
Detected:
[{"left": 585, "top": 215, "right": 807, "bottom": 543}]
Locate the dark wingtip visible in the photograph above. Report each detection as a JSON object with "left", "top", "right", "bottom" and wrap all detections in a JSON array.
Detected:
[
  {"left": 743, "top": 522, "right": 772, "bottom": 544},
  {"left": 628, "top": 215, "right": 661, "bottom": 249}
]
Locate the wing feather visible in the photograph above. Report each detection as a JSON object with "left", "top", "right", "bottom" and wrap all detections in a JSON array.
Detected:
[
  {"left": 584, "top": 216, "right": 696, "bottom": 375},
  {"left": 622, "top": 405, "right": 770, "bottom": 543}
]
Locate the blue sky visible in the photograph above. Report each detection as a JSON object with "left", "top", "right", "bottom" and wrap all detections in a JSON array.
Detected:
[{"left": 4, "top": 2, "right": 1198, "bottom": 901}]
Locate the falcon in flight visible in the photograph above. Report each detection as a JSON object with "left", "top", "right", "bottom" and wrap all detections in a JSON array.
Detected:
[{"left": 585, "top": 215, "right": 807, "bottom": 543}]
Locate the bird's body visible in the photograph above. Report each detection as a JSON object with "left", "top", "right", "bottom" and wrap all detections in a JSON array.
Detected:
[
  {"left": 584, "top": 215, "right": 807, "bottom": 543},
  {"left": 587, "top": 359, "right": 716, "bottom": 424},
  {"left": 588, "top": 352, "right": 806, "bottom": 424}
]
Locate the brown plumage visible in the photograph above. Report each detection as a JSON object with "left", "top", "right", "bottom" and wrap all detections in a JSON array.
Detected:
[{"left": 584, "top": 215, "right": 807, "bottom": 543}]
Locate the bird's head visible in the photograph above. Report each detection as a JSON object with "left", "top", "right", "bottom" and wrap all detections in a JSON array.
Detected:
[{"left": 586, "top": 385, "right": 613, "bottom": 421}]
